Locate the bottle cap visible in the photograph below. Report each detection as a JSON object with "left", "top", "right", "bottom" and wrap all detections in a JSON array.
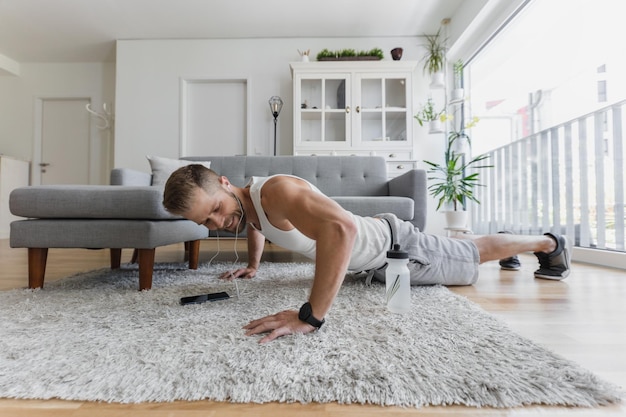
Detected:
[{"left": 386, "top": 243, "right": 408, "bottom": 259}]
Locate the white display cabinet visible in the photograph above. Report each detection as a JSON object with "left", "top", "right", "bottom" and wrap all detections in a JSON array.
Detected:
[{"left": 290, "top": 61, "right": 418, "bottom": 177}]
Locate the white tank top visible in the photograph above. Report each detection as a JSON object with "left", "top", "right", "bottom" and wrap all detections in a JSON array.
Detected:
[{"left": 248, "top": 175, "right": 390, "bottom": 271}]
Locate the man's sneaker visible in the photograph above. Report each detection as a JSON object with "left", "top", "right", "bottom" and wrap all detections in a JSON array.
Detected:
[
  {"left": 534, "top": 233, "right": 571, "bottom": 280},
  {"left": 499, "top": 256, "right": 522, "bottom": 271},
  {"left": 498, "top": 231, "right": 521, "bottom": 271}
]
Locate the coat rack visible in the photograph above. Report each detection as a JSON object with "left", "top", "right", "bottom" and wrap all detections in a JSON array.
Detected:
[{"left": 85, "top": 102, "right": 114, "bottom": 130}]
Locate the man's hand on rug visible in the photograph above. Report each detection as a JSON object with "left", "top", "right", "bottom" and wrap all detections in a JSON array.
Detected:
[
  {"left": 243, "top": 310, "right": 315, "bottom": 344},
  {"left": 219, "top": 266, "right": 257, "bottom": 280}
]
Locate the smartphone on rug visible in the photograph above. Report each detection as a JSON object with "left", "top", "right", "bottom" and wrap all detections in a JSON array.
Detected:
[{"left": 180, "top": 291, "right": 230, "bottom": 305}]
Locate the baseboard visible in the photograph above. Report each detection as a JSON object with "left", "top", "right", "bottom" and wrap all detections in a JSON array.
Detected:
[{"left": 573, "top": 247, "right": 626, "bottom": 270}]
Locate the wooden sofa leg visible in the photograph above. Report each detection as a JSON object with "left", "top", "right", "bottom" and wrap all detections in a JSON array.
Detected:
[
  {"left": 187, "top": 240, "right": 200, "bottom": 270},
  {"left": 137, "top": 248, "right": 155, "bottom": 291},
  {"left": 130, "top": 249, "right": 138, "bottom": 264},
  {"left": 28, "top": 248, "right": 48, "bottom": 289},
  {"left": 184, "top": 241, "right": 189, "bottom": 262},
  {"left": 110, "top": 249, "right": 122, "bottom": 269}
]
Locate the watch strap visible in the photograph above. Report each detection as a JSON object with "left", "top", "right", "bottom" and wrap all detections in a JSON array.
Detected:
[{"left": 298, "top": 302, "right": 325, "bottom": 328}]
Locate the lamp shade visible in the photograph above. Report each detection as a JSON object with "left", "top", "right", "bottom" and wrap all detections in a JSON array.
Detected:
[{"left": 268, "top": 96, "right": 283, "bottom": 118}]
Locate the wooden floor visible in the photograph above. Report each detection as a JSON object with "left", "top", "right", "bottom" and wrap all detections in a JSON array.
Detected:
[{"left": 0, "top": 238, "right": 624, "bottom": 416}]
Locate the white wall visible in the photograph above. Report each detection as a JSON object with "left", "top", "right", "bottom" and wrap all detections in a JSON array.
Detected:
[
  {"left": 115, "top": 38, "right": 439, "bottom": 164},
  {"left": 115, "top": 37, "right": 451, "bottom": 234},
  {"left": 0, "top": 62, "right": 116, "bottom": 184},
  {"left": 0, "top": 2, "right": 523, "bottom": 235}
]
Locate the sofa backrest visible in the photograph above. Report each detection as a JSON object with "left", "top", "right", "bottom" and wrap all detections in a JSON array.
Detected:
[{"left": 181, "top": 156, "right": 390, "bottom": 197}]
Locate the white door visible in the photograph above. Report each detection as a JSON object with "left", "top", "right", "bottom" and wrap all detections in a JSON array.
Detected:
[{"left": 40, "top": 98, "right": 91, "bottom": 185}]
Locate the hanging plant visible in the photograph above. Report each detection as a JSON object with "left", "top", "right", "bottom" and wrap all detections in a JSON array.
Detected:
[
  {"left": 421, "top": 28, "right": 446, "bottom": 75},
  {"left": 414, "top": 98, "right": 446, "bottom": 126},
  {"left": 453, "top": 59, "right": 464, "bottom": 89}
]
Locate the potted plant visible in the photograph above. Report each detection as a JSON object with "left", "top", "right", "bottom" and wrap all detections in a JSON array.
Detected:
[
  {"left": 448, "top": 116, "right": 479, "bottom": 154},
  {"left": 414, "top": 98, "right": 447, "bottom": 134},
  {"left": 421, "top": 28, "right": 446, "bottom": 88},
  {"left": 316, "top": 48, "right": 384, "bottom": 61},
  {"left": 423, "top": 121, "right": 492, "bottom": 228},
  {"left": 450, "top": 59, "right": 465, "bottom": 103}
]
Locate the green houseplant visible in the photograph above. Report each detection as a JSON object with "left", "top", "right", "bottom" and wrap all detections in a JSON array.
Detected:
[
  {"left": 451, "top": 59, "right": 465, "bottom": 102},
  {"left": 424, "top": 149, "right": 491, "bottom": 211},
  {"left": 316, "top": 48, "right": 384, "bottom": 61},
  {"left": 421, "top": 28, "right": 445, "bottom": 74},
  {"left": 421, "top": 28, "right": 446, "bottom": 87},
  {"left": 414, "top": 98, "right": 447, "bottom": 133},
  {"left": 423, "top": 119, "right": 492, "bottom": 227}
]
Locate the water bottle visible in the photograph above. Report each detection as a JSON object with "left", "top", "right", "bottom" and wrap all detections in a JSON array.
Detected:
[{"left": 385, "top": 243, "right": 411, "bottom": 313}]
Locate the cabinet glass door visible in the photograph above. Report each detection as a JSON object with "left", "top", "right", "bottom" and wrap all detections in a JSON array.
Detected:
[
  {"left": 360, "top": 78, "right": 384, "bottom": 142},
  {"left": 296, "top": 75, "right": 349, "bottom": 146},
  {"left": 385, "top": 78, "right": 409, "bottom": 142},
  {"left": 357, "top": 75, "right": 410, "bottom": 146}
]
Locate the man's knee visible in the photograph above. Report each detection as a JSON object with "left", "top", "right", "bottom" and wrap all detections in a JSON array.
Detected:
[{"left": 472, "top": 236, "right": 496, "bottom": 263}]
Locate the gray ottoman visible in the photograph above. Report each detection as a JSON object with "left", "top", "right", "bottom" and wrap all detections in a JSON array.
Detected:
[{"left": 9, "top": 185, "right": 208, "bottom": 290}]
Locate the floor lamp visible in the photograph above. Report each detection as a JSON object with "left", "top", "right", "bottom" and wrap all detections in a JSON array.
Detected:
[{"left": 268, "top": 96, "right": 283, "bottom": 156}]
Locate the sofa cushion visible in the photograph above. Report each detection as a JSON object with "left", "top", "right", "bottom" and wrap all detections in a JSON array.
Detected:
[
  {"left": 147, "top": 155, "right": 211, "bottom": 186},
  {"left": 10, "top": 185, "right": 178, "bottom": 220},
  {"left": 10, "top": 219, "right": 207, "bottom": 249}
]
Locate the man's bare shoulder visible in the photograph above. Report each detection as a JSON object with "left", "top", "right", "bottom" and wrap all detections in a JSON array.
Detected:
[
  {"left": 264, "top": 175, "right": 311, "bottom": 192},
  {"left": 261, "top": 176, "right": 318, "bottom": 209}
]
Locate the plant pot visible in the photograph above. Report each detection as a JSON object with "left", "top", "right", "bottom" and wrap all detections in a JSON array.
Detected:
[
  {"left": 450, "top": 136, "right": 470, "bottom": 154},
  {"left": 450, "top": 88, "right": 464, "bottom": 103},
  {"left": 390, "top": 47, "right": 403, "bottom": 61},
  {"left": 429, "top": 71, "right": 445, "bottom": 89},
  {"left": 445, "top": 210, "right": 468, "bottom": 229},
  {"left": 428, "top": 119, "right": 444, "bottom": 134}
]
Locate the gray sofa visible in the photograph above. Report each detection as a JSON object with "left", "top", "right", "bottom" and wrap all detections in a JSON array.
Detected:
[
  {"left": 111, "top": 155, "right": 428, "bottom": 232},
  {"left": 10, "top": 155, "right": 426, "bottom": 291},
  {"left": 10, "top": 186, "right": 208, "bottom": 290}
]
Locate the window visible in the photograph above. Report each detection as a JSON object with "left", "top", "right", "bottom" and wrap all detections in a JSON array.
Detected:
[{"left": 465, "top": 0, "right": 626, "bottom": 253}]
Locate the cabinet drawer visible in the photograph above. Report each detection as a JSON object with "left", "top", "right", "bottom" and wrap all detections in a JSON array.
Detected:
[
  {"left": 381, "top": 151, "right": 412, "bottom": 161},
  {"left": 386, "top": 161, "right": 416, "bottom": 176},
  {"left": 330, "top": 150, "right": 373, "bottom": 157},
  {"left": 294, "top": 150, "right": 372, "bottom": 157}
]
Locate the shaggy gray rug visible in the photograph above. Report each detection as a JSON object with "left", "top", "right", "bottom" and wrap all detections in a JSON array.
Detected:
[{"left": 0, "top": 261, "right": 622, "bottom": 407}]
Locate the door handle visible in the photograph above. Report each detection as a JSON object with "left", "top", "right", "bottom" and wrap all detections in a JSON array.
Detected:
[{"left": 39, "top": 163, "right": 50, "bottom": 167}]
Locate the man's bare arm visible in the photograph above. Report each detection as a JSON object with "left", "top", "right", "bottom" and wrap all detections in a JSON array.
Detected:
[
  {"left": 245, "top": 225, "right": 266, "bottom": 272},
  {"left": 242, "top": 177, "right": 357, "bottom": 342},
  {"left": 220, "top": 224, "right": 266, "bottom": 279}
]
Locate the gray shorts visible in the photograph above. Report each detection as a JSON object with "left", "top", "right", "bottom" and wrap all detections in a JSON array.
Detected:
[{"left": 372, "top": 213, "right": 479, "bottom": 286}]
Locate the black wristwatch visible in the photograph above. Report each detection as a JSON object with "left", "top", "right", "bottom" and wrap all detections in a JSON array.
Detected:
[{"left": 298, "top": 302, "right": 325, "bottom": 329}]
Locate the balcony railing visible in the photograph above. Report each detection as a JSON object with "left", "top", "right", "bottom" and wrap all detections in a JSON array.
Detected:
[{"left": 471, "top": 100, "right": 626, "bottom": 252}]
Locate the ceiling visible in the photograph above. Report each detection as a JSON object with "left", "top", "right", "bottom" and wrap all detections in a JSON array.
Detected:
[{"left": 0, "top": 0, "right": 465, "bottom": 63}]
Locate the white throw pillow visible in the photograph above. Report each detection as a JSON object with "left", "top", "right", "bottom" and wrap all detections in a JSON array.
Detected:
[{"left": 146, "top": 155, "right": 211, "bottom": 186}]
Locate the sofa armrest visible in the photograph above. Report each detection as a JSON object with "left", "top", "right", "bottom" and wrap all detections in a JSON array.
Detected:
[
  {"left": 388, "top": 169, "right": 427, "bottom": 231},
  {"left": 110, "top": 168, "right": 152, "bottom": 186}
]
